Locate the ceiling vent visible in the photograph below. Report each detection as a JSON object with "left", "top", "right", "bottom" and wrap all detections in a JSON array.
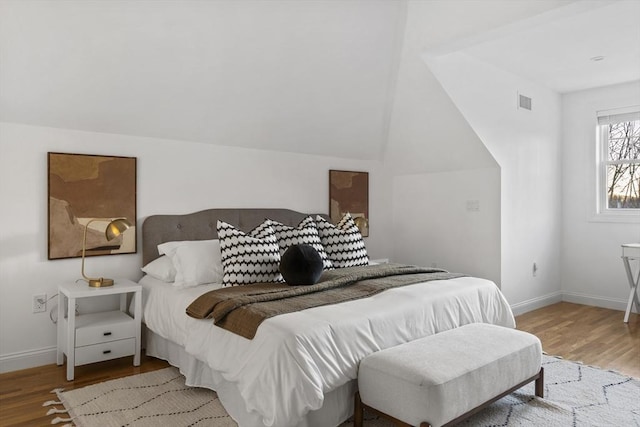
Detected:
[{"left": 518, "top": 94, "right": 532, "bottom": 111}]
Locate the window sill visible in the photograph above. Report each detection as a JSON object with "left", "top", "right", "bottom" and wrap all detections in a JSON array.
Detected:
[{"left": 589, "top": 212, "right": 640, "bottom": 224}]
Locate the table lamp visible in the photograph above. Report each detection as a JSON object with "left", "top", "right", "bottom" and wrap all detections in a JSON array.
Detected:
[
  {"left": 354, "top": 216, "right": 369, "bottom": 236},
  {"left": 81, "top": 217, "right": 132, "bottom": 287}
]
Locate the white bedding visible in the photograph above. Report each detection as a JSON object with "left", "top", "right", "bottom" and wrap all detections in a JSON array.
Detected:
[
  {"left": 140, "top": 276, "right": 223, "bottom": 346},
  {"left": 140, "top": 273, "right": 515, "bottom": 427}
]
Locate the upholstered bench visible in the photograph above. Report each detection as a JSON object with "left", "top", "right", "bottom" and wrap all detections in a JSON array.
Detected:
[{"left": 354, "top": 323, "right": 543, "bottom": 427}]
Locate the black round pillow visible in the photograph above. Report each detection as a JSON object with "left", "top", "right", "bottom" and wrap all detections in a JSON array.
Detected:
[{"left": 279, "top": 244, "right": 323, "bottom": 286}]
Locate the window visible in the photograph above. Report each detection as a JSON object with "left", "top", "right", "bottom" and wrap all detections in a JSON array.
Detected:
[{"left": 596, "top": 108, "right": 640, "bottom": 218}]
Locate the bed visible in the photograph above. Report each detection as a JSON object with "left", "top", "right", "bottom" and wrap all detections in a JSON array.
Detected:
[{"left": 139, "top": 208, "right": 516, "bottom": 427}]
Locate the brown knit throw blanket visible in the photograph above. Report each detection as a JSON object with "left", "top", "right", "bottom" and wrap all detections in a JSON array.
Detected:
[{"left": 186, "top": 263, "right": 464, "bottom": 339}]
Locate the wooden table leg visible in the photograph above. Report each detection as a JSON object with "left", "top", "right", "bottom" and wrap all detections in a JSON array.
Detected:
[
  {"left": 535, "top": 367, "right": 544, "bottom": 398},
  {"left": 354, "top": 392, "right": 363, "bottom": 427},
  {"left": 622, "top": 256, "right": 640, "bottom": 323}
]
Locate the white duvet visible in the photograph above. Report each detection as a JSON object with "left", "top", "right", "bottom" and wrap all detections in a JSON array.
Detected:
[{"left": 140, "top": 273, "right": 515, "bottom": 427}]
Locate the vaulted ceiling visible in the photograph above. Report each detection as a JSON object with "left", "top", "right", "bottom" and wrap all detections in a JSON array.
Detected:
[
  {"left": 0, "top": 1, "right": 405, "bottom": 159},
  {"left": 1, "top": 1, "right": 638, "bottom": 160},
  {"left": 447, "top": 0, "right": 640, "bottom": 93}
]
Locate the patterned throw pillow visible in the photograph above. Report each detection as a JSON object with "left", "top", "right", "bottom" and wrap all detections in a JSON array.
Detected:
[
  {"left": 315, "top": 213, "right": 369, "bottom": 268},
  {"left": 254, "top": 217, "right": 333, "bottom": 270},
  {"left": 217, "top": 220, "right": 283, "bottom": 286}
]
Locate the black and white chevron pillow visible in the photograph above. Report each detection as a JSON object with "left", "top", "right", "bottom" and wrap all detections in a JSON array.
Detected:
[
  {"left": 315, "top": 213, "right": 369, "bottom": 268},
  {"left": 217, "top": 220, "right": 283, "bottom": 286},
  {"left": 254, "top": 217, "right": 333, "bottom": 270}
]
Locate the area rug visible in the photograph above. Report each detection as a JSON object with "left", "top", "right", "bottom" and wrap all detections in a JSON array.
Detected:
[
  {"left": 48, "top": 355, "right": 639, "bottom": 426},
  {"left": 47, "top": 368, "right": 235, "bottom": 427}
]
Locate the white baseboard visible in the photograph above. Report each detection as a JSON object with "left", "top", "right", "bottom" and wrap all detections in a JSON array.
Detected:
[
  {"left": 562, "top": 291, "right": 638, "bottom": 313},
  {"left": 0, "top": 346, "right": 57, "bottom": 374},
  {"left": 510, "top": 290, "right": 639, "bottom": 316},
  {"left": 510, "top": 291, "right": 563, "bottom": 316}
]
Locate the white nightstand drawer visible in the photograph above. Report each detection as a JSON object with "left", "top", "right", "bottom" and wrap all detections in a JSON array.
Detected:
[
  {"left": 75, "top": 338, "right": 136, "bottom": 366},
  {"left": 75, "top": 311, "right": 135, "bottom": 347}
]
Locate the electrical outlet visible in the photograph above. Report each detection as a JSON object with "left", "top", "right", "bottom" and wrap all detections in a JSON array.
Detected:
[
  {"left": 33, "top": 294, "right": 46, "bottom": 313},
  {"left": 466, "top": 200, "right": 480, "bottom": 212}
]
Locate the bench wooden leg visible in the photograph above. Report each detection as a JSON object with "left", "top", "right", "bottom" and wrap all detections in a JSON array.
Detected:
[
  {"left": 438, "top": 368, "right": 544, "bottom": 426},
  {"left": 535, "top": 367, "right": 544, "bottom": 398},
  {"left": 354, "top": 392, "right": 363, "bottom": 427}
]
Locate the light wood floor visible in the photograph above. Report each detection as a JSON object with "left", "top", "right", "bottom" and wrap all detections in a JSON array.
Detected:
[
  {"left": 516, "top": 302, "right": 639, "bottom": 378},
  {"left": 0, "top": 302, "right": 638, "bottom": 427},
  {"left": 0, "top": 353, "right": 170, "bottom": 427}
]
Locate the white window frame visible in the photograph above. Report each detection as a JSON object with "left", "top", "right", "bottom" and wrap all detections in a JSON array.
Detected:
[{"left": 593, "top": 106, "right": 640, "bottom": 223}]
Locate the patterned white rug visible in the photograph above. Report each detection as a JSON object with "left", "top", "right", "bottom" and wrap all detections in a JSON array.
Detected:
[{"left": 47, "top": 356, "right": 639, "bottom": 426}]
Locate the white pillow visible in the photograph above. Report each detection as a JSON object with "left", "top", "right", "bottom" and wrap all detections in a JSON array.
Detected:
[
  {"left": 157, "top": 239, "right": 223, "bottom": 287},
  {"left": 141, "top": 255, "right": 177, "bottom": 282}
]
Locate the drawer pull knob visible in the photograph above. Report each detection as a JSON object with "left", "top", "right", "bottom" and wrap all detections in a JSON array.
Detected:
[
  {"left": 103, "top": 332, "right": 112, "bottom": 336},
  {"left": 103, "top": 350, "right": 112, "bottom": 355}
]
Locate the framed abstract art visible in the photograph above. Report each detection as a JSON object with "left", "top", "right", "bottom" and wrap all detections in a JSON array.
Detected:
[
  {"left": 48, "top": 152, "right": 137, "bottom": 260},
  {"left": 329, "top": 170, "right": 369, "bottom": 237}
]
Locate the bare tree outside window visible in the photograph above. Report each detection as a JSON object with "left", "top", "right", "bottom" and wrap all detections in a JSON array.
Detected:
[{"left": 604, "top": 119, "right": 640, "bottom": 209}]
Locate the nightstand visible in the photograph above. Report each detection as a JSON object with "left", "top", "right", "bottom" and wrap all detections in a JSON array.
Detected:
[{"left": 56, "top": 279, "right": 141, "bottom": 381}]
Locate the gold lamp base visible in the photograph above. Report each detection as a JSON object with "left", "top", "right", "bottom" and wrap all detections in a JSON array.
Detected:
[{"left": 87, "top": 278, "right": 115, "bottom": 288}]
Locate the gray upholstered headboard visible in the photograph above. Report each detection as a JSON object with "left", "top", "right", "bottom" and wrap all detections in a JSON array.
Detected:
[{"left": 142, "top": 208, "right": 329, "bottom": 266}]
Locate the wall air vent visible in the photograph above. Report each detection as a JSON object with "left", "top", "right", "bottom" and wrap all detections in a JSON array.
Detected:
[{"left": 518, "top": 94, "right": 532, "bottom": 111}]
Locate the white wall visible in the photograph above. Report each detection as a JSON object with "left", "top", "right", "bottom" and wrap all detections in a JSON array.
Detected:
[
  {"left": 384, "top": 1, "right": 567, "bottom": 299},
  {"left": 392, "top": 168, "right": 501, "bottom": 284},
  {"left": 383, "top": 1, "right": 502, "bottom": 288},
  {"left": 561, "top": 81, "right": 640, "bottom": 310},
  {"left": 427, "top": 52, "right": 563, "bottom": 313},
  {"left": 0, "top": 122, "right": 392, "bottom": 372}
]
